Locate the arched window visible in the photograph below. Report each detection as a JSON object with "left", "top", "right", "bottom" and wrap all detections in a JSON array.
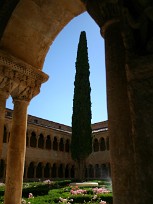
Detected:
[
  {"left": 93, "top": 138, "right": 99, "bottom": 152},
  {"left": 95, "top": 164, "right": 100, "bottom": 178},
  {"left": 38, "top": 134, "right": 44, "bottom": 149},
  {"left": 0, "top": 159, "right": 4, "bottom": 178},
  {"left": 44, "top": 163, "right": 50, "bottom": 178},
  {"left": 65, "top": 164, "right": 69, "bottom": 178},
  {"left": 58, "top": 164, "right": 63, "bottom": 178},
  {"left": 106, "top": 137, "right": 109, "bottom": 150},
  {"left": 8, "top": 132, "right": 10, "bottom": 142},
  {"left": 70, "top": 165, "right": 75, "bottom": 178},
  {"left": 30, "top": 132, "right": 37, "bottom": 148},
  {"left": 53, "top": 137, "right": 58, "bottom": 151},
  {"left": 100, "top": 137, "right": 106, "bottom": 151},
  {"left": 46, "top": 135, "right": 51, "bottom": 150},
  {"left": 101, "top": 164, "right": 108, "bottom": 178},
  {"left": 88, "top": 164, "right": 94, "bottom": 178},
  {"left": 27, "top": 162, "right": 35, "bottom": 178},
  {"left": 36, "top": 162, "right": 43, "bottom": 178},
  {"left": 65, "top": 139, "right": 70, "bottom": 152},
  {"left": 52, "top": 163, "right": 57, "bottom": 178},
  {"left": 26, "top": 131, "right": 29, "bottom": 147},
  {"left": 59, "top": 138, "right": 64, "bottom": 151},
  {"left": 3, "top": 126, "right": 7, "bottom": 143}
]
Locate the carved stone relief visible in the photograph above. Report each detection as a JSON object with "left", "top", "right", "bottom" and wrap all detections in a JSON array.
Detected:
[{"left": 0, "top": 49, "right": 48, "bottom": 101}]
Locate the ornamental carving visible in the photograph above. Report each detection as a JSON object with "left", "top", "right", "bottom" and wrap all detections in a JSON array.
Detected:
[
  {"left": 11, "top": 85, "right": 40, "bottom": 102},
  {"left": 0, "top": 50, "right": 49, "bottom": 101},
  {"left": 86, "top": 0, "right": 121, "bottom": 35},
  {"left": 122, "top": 1, "right": 153, "bottom": 56},
  {"left": 85, "top": 0, "right": 153, "bottom": 57}
]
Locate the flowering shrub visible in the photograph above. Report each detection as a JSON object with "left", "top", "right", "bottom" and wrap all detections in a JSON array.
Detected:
[
  {"left": 92, "top": 187, "right": 110, "bottom": 194},
  {"left": 99, "top": 200, "right": 107, "bottom": 204},
  {"left": 59, "top": 197, "right": 73, "bottom": 203},
  {"left": 28, "top": 193, "right": 34, "bottom": 199},
  {"left": 43, "top": 179, "right": 54, "bottom": 185},
  {"left": 70, "top": 188, "right": 87, "bottom": 195},
  {"left": 21, "top": 198, "right": 26, "bottom": 204}
]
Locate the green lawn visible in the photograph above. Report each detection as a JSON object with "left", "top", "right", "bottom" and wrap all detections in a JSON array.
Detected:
[{"left": 0, "top": 180, "right": 113, "bottom": 204}]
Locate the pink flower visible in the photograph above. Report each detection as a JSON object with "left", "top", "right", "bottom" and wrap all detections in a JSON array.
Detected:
[
  {"left": 28, "top": 193, "right": 34, "bottom": 199},
  {"left": 92, "top": 187, "right": 110, "bottom": 194},
  {"left": 70, "top": 188, "right": 87, "bottom": 195},
  {"left": 99, "top": 200, "right": 106, "bottom": 204}
]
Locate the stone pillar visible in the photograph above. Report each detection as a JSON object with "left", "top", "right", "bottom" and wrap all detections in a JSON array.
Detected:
[
  {"left": 126, "top": 56, "right": 153, "bottom": 203},
  {"left": 0, "top": 50, "right": 49, "bottom": 204},
  {"left": 4, "top": 99, "right": 29, "bottom": 204},
  {"left": 0, "top": 91, "right": 9, "bottom": 158},
  {"left": 86, "top": 1, "right": 135, "bottom": 204}
]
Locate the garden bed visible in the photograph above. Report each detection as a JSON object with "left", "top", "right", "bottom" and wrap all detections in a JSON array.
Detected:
[{"left": 0, "top": 180, "right": 113, "bottom": 204}]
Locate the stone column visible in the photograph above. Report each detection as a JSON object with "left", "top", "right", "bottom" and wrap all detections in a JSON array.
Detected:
[
  {"left": 126, "top": 56, "right": 153, "bottom": 203},
  {"left": 1, "top": 50, "right": 49, "bottom": 204},
  {"left": 0, "top": 91, "right": 9, "bottom": 158},
  {"left": 4, "top": 99, "right": 29, "bottom": 204},
  {"left": 86, "top": 1, "right": 135, "bottom": 204}
]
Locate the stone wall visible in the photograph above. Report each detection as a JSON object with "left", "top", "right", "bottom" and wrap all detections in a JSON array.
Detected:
[{"left": 0, "top": 108, "right": 110, "bottom": 181}]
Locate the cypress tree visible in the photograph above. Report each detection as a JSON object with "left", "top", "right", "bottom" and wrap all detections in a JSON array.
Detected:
[{"left": 71, "top": 31, "right": 92, "bottom": 181}]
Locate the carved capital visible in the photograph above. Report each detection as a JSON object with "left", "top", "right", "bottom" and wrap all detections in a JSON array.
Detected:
[
  {"left": 0, "top": 76, "right": 14, "bottom": 98},
  {"left": 121, "top": 2, "right": 153, "bottom": 56},
  {"left": 86, "top": 0, "right": 121, "bottom": 36},
  {"left": 11, "top": 84, "right": 40, "bottom": 102},
  {"left": 0, "top": 50, "right": 49, "bottom": 102}
]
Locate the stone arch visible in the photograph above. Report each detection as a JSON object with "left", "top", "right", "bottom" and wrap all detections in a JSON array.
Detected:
[
  {"left": 59, "top": 138, "right": 64, "bottom": 152},
  {"left": 1, "top": 1, "right": 153, "bottom": 204},
  {"left": 95, "top": 164, "right": 100, "bottom": 178},
  {"left": 45, "top": 135, "right": 51, "bottom": 150},
  {"left": 65, "top": 164, "right": 69, "bottom": 178},
  {"left": 101, "top": 164, "right": 108, "bottom": 179},
  {"left": 38, "top": 133, "right": 44, "bottom": 149},
  {"left": 70, "top": 165, "right": 75, "bottom": 178},
  {"left": 106, "top": 137, "right": 109, "bottom": 150},
  {"left": 53, "top": 137, "right": 58, "bottom": 151},
  {"left": 0, "top": 1, "right": 85, "bottom": 70},
  {"left": 27, "top": 162, "right": 35, "bottom": 178},
  {"left": 52, "top": 163, "right": 57, "bottom": 178},
  {"left": 0, "top": 159, "right": 5, "bottom": 178},
  {"left": 30, "top": 131, "right": 37, "bottom": 148},
  {"left": 65, "top": 139, "right": 70, "bottom": 152},
  {"left": 3, "top": 125, "right": 7, "bottom": 143},
  {"left": 44, "top": 163, "right": 51, "bottom": 178},
  {"left": 58, "top": 163, "right": 64, "bottom": 178},
  {"left": 88, "top": 164, "right": 94, "bottom": 178},
  {"left": 36, "top": 162, "right": 43, "bottom": 178},
  {"left": 93, "top": 138, "right": 99, "bottom": 152},
  {"left": 26, "top": 130, "right": 29, "bottom": 147},
  {"left": 100, "top": 137, "right": 106, "bottom": 151}
]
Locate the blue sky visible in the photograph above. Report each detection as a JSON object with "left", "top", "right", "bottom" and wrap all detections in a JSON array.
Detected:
[{"left": 6, "top": 12, "right": 107, "bottom": 126}]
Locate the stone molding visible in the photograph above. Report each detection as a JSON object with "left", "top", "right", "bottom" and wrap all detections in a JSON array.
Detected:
[{"left": 0, "top": 50, "right": 49, "bottom": 101}]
